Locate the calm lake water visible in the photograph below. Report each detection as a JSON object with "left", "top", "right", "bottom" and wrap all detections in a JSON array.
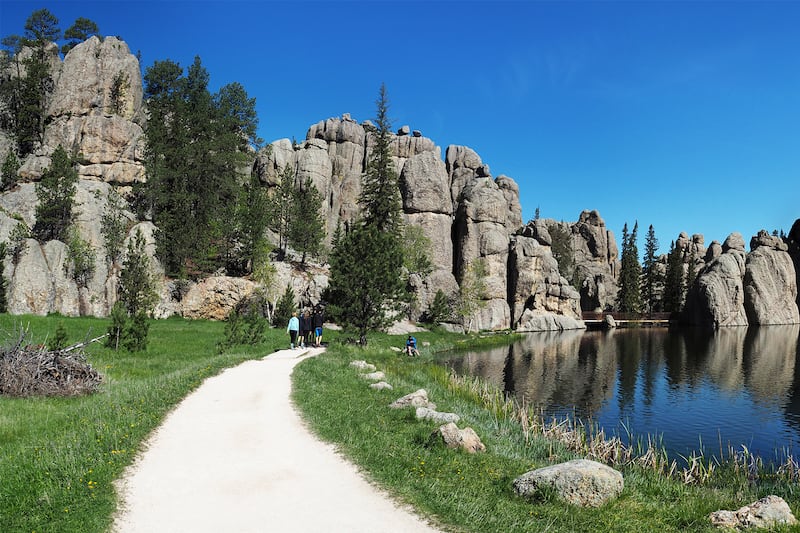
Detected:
[{"left": 445, "top": 326, "right": 800, "bottom": 462}]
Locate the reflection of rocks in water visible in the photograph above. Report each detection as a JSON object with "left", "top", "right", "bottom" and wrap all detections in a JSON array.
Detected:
[
  {"left": 450, "top": 345, "right": 510, "bottom": 391},
  {"left": 510, "top": 330, "right": 615, "bottom": 417},
  {"left": 702, "top": 328, "right": 747, "bottom": 392},
  {"left": 743, "top": 325, "right": 799, "bottom": 404}
]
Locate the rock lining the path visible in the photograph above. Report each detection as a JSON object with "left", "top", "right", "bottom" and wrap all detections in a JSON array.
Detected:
[
  {"left": 416, "top": 407, "right": 460, "bottom": 424},
  {"left": 513, "top": 459, "right": 623, "bottom": 507},
  {"left": 710, "top": 495, "right": 797, "bottom": 529}
]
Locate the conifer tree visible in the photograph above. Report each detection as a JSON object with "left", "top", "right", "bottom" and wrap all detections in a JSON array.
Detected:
[
  {"left": 273, "top": 284, "right": 295, "bottom": 328},
  {"left": 663, "top": 240, "right": 685, "bottom": 313},
  {"left": 269, "top": 164, "right": 296, "bottom": 259},
  {"left": 0, "top": 242, "right": 7, "bottom": 313},
  {"left": 2, "top": 152, "right": 20, "bottom": 191},
  {"left": 641, "top": 224, "right": 661, "bottom": 314},
  {"left": 288, "top": 177, "right": 325, "bottom": 264},
  {"left": 617, "top": 221, "right": 642, "bottom": 314},
  {"left": 359, "top": 83, "right": 403, "bottom": 237},
  {"left": 325, "top": 85, "right": 407, "bottom": 345},
  {"left": 33, "top": 146, "right": 77, "bottom": 242}
]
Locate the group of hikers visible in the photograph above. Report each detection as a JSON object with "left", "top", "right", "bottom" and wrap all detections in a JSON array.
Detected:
[
  {"left": 286, "top": 306, "right": 325, "bottom": 349},
  {"left": 285, "top": 305, "right": 420, "bottom": 356}
]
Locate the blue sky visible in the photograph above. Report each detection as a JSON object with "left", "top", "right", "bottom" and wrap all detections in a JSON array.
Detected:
[{"left": 2, "top": 1, "right": 798, "bottom": 255}]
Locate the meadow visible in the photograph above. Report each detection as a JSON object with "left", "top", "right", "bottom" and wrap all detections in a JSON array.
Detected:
[{"left": 2, "top": 316, "right": 799, "bottom": 532}]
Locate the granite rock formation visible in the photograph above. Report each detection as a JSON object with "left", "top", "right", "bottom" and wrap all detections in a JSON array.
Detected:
[{"left": 744, "top": 230, "right": 799, "bottom": 325}]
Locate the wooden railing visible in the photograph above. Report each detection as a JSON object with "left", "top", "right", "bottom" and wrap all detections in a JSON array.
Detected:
[{"left": 582, "top": 312, "right": 673, "bottom": 322}]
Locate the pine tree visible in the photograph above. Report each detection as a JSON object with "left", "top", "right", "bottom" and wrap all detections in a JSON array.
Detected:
[
  {"left": 548, "top": 221, "right": 574, "bottom": 284},
  {"left": 0, "top": 242, "right": 8, "bottom": 313},
  {"left": 359, "top": 83, "right": 402, "bottom": 237},
  {"left": 269, "top": 164, "right": 296, "bottom": 259},
  {"left": 61, "top": 17, "right": 99, "bottom": 55},
  {"left": 617, "top": 221, "right": 642, "bottom": 314},
  {"left": 100, "top": 189, "right": 128, "bottom": 267},
  {"left": 326, "top": 223, "right": 405, "bottom": 344},
  {"left": 288, "top": 177, "right": 325, "bottom": 264},
  {"left": 119, "top": 229, "right": 157, "bottom": 318},
  {"left": 33, "top": 146, "right": 78, "bottom": 242},
  {"left": 142, "top": 57, "right": 258, "bottom": 276},
  {"left": 273, "top": 283, "right": 295, "bottom": 328},
  {"left": 663, "top": 240, "right": 685, "bottom": 314},
  {"left": 325, "top": 85, "right": 407, "bottom": 345},
  {"left": 641, "top": 224, "right": 661, "bottom": 314},
  {"left": 2, "top": 152, "right": 20, "bottom": 191},
  {"left": 426, "top": 289, "right": 451, "bottom": 325}
]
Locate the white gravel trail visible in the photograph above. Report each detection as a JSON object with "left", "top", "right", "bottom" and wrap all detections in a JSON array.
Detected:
[{"left": 113, "top": 347, "right": 440, "bottom": 532}]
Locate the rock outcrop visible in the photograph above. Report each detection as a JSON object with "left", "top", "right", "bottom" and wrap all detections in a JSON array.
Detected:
[
  {"left": 686, "top": 231, "right": 800, "bottom": 327},
  {"left": 744, "top": 230, "right": 799, "bottom": 325},
  {"left": 710, "top": 495, "right": 797, "bottom": 530},
  {"left": 685, "top": 233, "right": 749, "bottom": 327}
]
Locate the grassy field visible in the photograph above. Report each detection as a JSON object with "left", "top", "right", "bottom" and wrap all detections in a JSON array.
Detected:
[
  {"left": 292, "top": 332, "right": 800, "bottom": 533},
  {"left": 3, "top": 316, "right": 800, "bottom": 532},
  {"left": 0, "top": 314, "right": 285, "bottom": 533}
]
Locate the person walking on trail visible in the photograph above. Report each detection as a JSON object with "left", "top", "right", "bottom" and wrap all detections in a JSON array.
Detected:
[
  {"left": 313, "top": 305, "right": 324, "bottom": 347},
  {"left": 299, "top": 310, "right": 313, "bottom": 348},
  {"left": 287, "top": 312, "right": 300, "bottom": 349}
]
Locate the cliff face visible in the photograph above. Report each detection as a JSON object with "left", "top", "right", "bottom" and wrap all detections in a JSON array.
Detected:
[
  {"left": 0, "top": 38, "right": 583, "bottom": 330},
  {"left": 685, "top": 230, "right": 799, "bottom": 327},
  {"left": 255, "top": 116, "right": 582, "bottom": 331}
]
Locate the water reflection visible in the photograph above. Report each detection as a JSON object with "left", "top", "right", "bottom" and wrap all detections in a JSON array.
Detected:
[{"left": 446, "top": 326, "right": 800, "bottom": 460}]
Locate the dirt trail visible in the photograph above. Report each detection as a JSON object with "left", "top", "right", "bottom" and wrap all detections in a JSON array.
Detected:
[{"left": 113, "top": 347, "right": 439, "bottom": 532}]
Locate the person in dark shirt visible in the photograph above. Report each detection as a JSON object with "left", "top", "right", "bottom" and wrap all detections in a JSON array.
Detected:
[
  {"left": 313, "top": 306, "right": 324, "bottom": 347},
  {"left": 299, "top": 310, "right": 313, "bottom": 348}
]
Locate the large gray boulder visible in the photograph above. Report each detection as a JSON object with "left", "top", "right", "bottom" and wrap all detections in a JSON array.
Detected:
[
  {"left": 685, "top": 232, "right": 749, "bottom": 327},
  {"left": 513, "top": 459, "right": 623, "bottom": 507},
  {"left": 180, "top": 276, "right": 256, "bottom": 321},
  {"left": 399, "top": 151, "right": 452, "bottom": 215},
  {"left": 744, "top": 230, "right": 799, "bottom": 324}
]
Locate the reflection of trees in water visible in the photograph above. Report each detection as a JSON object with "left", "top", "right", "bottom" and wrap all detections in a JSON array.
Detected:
[
  {"left": 507, "top": 330, "right": 614, "bottom": 417},
  {"left": 449, "top": 326, "right": 800, "bottom": 432}
]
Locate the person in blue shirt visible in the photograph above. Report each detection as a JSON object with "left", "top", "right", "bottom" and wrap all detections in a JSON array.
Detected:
[
  {"left": 287, "top": 312, "right": 300, "bottom": 349},
  {"left": 405, "top": 335, "right": 419, "bottom": 356}
]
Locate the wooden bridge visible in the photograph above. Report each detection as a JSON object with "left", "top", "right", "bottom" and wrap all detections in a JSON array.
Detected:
[{"left": 582, "top": 312, "right": 673, "bottom": 328}]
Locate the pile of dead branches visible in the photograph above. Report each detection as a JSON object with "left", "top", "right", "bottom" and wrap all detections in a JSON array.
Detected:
[{"left": 0, "top": 326, "right": 105, "bottom": 397}]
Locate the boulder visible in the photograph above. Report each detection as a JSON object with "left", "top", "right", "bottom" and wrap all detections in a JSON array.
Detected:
[
  {"left": 744, "top": 230, "right": 799, "bottom": 325},
  {"left": 180, "top": 276, "right": 256, "bottom": 320},
  {"left": 432, "top": 422, "right": 486, "bottom": 453},
  {"left": 349, "top": 360, "right": 377, "bottom": 372},
  {"left": 389, "top": 389, "right": 435, "bottom": 410},
  {"left": 399, "top": 151, "right": 452, "bottom": 215},
  {"left": 415, "top": 407, "right": 460, "bottom": 424},
  {"left": 710, "top": 495, "right": 797, "bottom": 529},
  {"left": 360, "top": 371, "right": 386, "bottom": 381},
  {"left": 370, "top": 382, "right": 393, "bottom": 391},
  {"left": 513, "top": 459, "right": 624, "bottom": 507}
]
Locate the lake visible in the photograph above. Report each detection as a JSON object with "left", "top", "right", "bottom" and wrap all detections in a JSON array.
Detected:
[{"left": 444, "top": 325, "right": 800, "bottom": 462}]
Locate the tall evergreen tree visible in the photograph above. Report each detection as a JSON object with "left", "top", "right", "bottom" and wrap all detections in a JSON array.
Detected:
[
  {"left": 268, "top": 164, "right": 296, "bottom": 259},
  {"left": 142, "top": 57, "right": 258, "bottom": 276},
  {"left": 288, "top": 177, "right": 325, "bottom": 264},
  {"left": 325, "top": 85, "right": 407, "bottom": 345},
  {"left": 326, "top": 223, "right": 405, "bottom": 344},
  {"left": 32, "top": 145, "right": 77, "bottom": 242},
  {"left": 641, "top": 224, "right": 661, "bottom": 314},
  {"left": 617, "top": 221, "right": 642, "bottom": 314},
  {"left": 663, "top": 240, "right": 685, "bottom": 314},
  {"left": 359, "top": 83, "right": 402, "bottom": 237}
]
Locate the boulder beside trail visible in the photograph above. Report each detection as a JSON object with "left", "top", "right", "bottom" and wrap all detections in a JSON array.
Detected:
[
  {"left": 389, "top": 389, "right": 435, "bottom": 410},
  {"left": 415, "top": 407, "right": 460, "bottom": 424},
  {"left": 710, "top": 495, "right": 797, "bottom": 529},
  {"left": 432, "top": 422, "right": 485, "bottom": 453},
  {"left": 513, "top": 459, "right": 623, "bottom": 507}
]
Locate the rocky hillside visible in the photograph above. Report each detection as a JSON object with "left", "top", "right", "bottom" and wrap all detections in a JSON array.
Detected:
[{"left": 1, "top": 35, "right": 797, "bottom": 330}]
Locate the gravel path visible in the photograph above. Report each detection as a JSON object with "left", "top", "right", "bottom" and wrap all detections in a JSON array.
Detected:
[{"left": 113, "top": 347, "right": 440, "bottom": 532}]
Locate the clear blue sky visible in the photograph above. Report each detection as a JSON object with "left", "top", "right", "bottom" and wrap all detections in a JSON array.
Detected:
[{"left": 2, "top": 1, "right": 799, "bottom": 255}]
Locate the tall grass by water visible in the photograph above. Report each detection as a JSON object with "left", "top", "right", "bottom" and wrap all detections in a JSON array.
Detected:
[
  {"left": 293, "top": 332, "right": 800, "bottom": 532},
  {"left": 0, "top": 314, "right": 285, "bottom": 533}
]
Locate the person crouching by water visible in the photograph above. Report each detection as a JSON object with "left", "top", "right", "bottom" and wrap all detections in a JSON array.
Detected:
[
  {"left": 287, "top": 312, "right": 300, "bottom": 349},
  {"left": 405, "top": 335, "right": 419, "bottom": 356}
]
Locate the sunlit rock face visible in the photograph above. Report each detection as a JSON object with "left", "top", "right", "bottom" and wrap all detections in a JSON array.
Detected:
[
  {"left": 685, "top": 233, "right": 749, "bottom": 327},
  {"left": 744, "top": 230, "right": 799, "bottom": 325}
]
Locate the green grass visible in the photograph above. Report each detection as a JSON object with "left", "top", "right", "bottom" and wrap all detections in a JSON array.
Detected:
[
  {"left": 0, "top": 314, "right": 285, "bottom": 533},
  {"left": 292, "top": 333, "right": 800, "bottom": 532}
]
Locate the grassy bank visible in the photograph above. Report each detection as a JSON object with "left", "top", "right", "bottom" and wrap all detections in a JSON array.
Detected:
[
  {"left": 0, "top": 314, "right": 285, "bottom": 533},
  {"left": 293, "top": 333, "right": 800, "bottom": 532}
]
